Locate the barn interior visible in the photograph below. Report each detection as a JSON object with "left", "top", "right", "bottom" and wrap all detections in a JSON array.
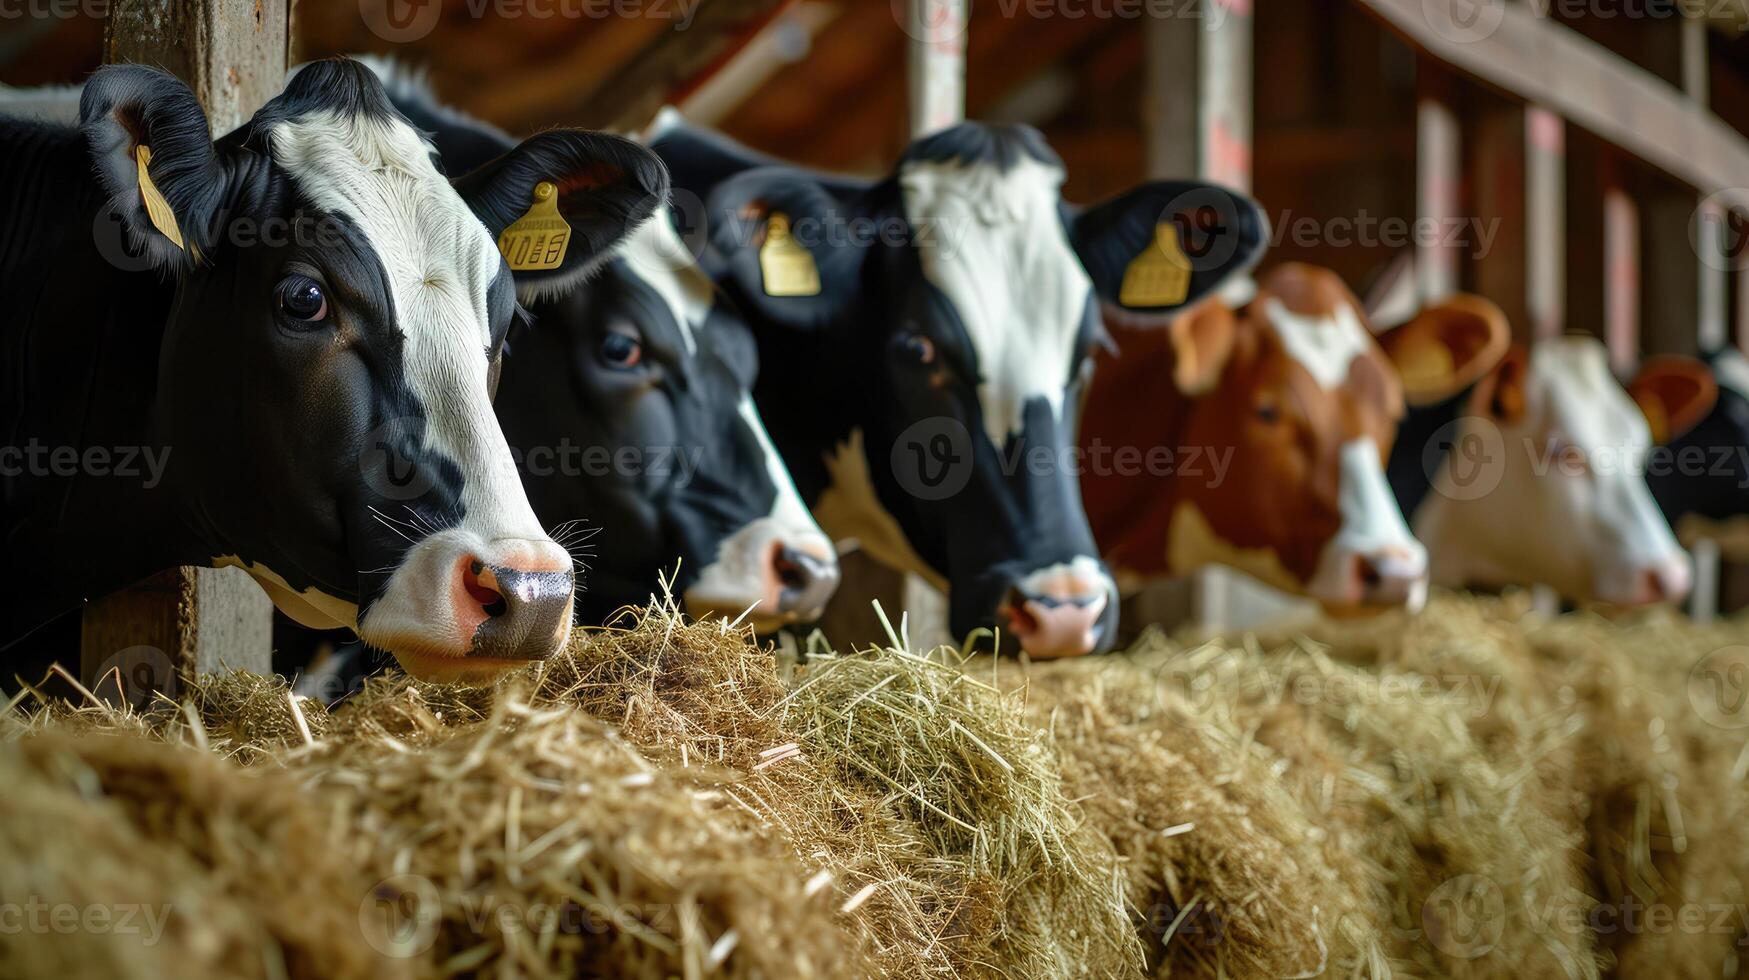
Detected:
[{"left": 5, "top": 1, "right": 1749, "bottom": 978}]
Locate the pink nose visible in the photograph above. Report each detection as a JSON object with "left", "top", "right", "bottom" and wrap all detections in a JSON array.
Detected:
[
  {"left": 1001, "top": 566, "right": 1110, "bottom": 659},
  {"left": 763, "top": 542, "right": 840, "bottom": 617},
  {"left": 1631, "top": 560, "right": 1691, "bottom": 606}
]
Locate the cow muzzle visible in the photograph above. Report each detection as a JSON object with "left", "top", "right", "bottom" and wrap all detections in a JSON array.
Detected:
[
  {"left": 1594, "top": 554, "right": 1692, "bottom": 607},
  {"left": 684, "top": 520, "right": 841, "bottom": 630},
  {"left": 358, "top": 531, "right": 575, "bottom": 685},
  {"left": 997, "top": 558, "right": 1114, "bottom": 659},
  {"left": 1313, "top": 544, "right": 1430, "bottom": 614}
]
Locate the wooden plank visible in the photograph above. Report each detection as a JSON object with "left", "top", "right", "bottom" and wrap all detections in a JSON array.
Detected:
[
  {"left": 1526, "top": 106, "right": 1565, "bottom": 341},
  {"left": 906, "top": 0, "right": 966, "bottom": 137},
  {"left": 1143, "top": 6, "right": 1253, "bottom": 188},
  {"left": 1602, "top": 178, "right": 1641, "bottom": 373},
  {"left": 87, "top": 0, "right": 283, "bottom": 691},
  {"left": 1354, "top": 0, "right": 1749, "bottom": 213}
]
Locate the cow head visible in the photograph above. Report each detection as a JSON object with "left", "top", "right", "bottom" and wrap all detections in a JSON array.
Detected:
[
  {"left": 692, "top": 123, "right": 1266, "bottom": 656},
  {"left": 496, "top": 204, "right": 840, "bottom": 627},
  {"left": 1090, "top": 263, "right": 1503, "bottom": 613},
  {"left": 1412, "top": 336, "right": 1697, "bottom": 605},
  {"left": 80, "top": 61, "right": 666, "bottom": 682}
]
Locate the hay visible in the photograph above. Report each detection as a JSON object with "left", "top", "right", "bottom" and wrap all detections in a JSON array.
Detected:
[{"left": 5, "top": 592, "right": 1748, "bottom": 979}]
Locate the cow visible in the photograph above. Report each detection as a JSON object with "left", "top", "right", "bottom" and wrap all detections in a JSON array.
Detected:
[
  {"left": 651, "top": 113, "right": 1269, "bottom": 657},
  {"left": 1391, "top": 334, "right": 1704, "bottom": 606},
  {"left": 1081, "top": 263, "right": 1507, "bottom": 613},
  {"left": 1630, "top": 348, "right": 1748, "bottom": 556},
  {"left": 365, "top": 62, "right": 839, "bottom": 628},
  {"left": 0, "top": 60, "right": 668, "bottom": 684}
]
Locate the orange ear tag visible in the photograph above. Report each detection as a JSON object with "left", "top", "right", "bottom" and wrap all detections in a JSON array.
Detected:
[
  {"left": 497, "top": 181, "right": 571, "bottom": 271},
  {"left": 1119, "top": 221, "right": 1192, "bottom": 308},
  {"left": 759, "top": 212, "right": 821, "bottom": 297},
  {"left": 136, "top": 145, "right": 185, "bottom": 251}
]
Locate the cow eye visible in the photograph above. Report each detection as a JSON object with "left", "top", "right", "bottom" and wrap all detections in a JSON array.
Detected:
[
  {"left": 1255, "top": 402, "right": 1281, "bottom": 424},
  {"left": 275, "top": 275, "right": 328, "bottom": 322},
  {"left": 599, "top": 329, "right": 643, "bottom": 369},
  {"left": 899, "top": 333, "right": 936, "bottom": 365}
]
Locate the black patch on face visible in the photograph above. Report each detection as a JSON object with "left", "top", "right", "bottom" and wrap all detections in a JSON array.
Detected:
[
  {"left": 1648, "top": 350, "right": 1749, "bottom": 524},
  {"left": 495, "top": 259, "right": 778, "bottom": 620}
]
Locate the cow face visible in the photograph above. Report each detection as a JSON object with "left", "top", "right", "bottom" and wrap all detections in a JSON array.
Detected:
[
  {"left": 1632, "top": 349, "right": 1743, "bottom": 542},
  {"left": 1411, "top": 337, "right": 1694, "bottom": 605},
  {"left": 1088, "top": 264, "right": 1503, "bottom": 612},
  {"left": 496, "top": 205, "right": 839, "bottom": 627},
  {"left": 690, "top": 124, "right": 1266, "bottom": 656},
  {"left": 80, "top": 62, "right": 666, "bottom": 682}
]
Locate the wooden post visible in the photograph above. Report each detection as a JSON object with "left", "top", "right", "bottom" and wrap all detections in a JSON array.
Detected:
[
  {"left": 906, "top": 0, "right": 965, "bottom": 139},
  {"left": 1601, "top": 164, "right": 1641, "bottom": 375},
  {"left": 1473, "top": 102, "right": 1564, "bottom": 343},
  {"left": 83, "top": 0, "right": 286, "bottom": 693},
  {"left": 1143, "top": 4, "right": 1253, "bottom": 190},
  {"left": 1416, "top": 65, "right": 1461, "bottom": 302}
]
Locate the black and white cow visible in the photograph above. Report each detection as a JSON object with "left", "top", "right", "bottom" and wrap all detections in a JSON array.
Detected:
[
  {"left": 0, "top": 60, "right": 667, "bottom": 683},
  {"left": 366, "top": 63, "right": 839, "bottom": 627},
  {"left": 653, "top": 113, "right": 1268, "bottom": 657},
  {"left": 1632, "top": 347, "right": 1749, "bottom": 549}
]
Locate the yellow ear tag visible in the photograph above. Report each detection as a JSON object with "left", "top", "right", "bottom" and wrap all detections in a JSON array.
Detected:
[
  {"left": 135, "top": 145, "right": 185, "bottom": 251},
  {"left": 1119, "top": 220, "right": 1192, "bottom": 308},
  {"left": 497, "top": 181, "right": 571, "bottom": 272},
  {"left": 759, "top": 212, "right": 820, "bottom": 297}
]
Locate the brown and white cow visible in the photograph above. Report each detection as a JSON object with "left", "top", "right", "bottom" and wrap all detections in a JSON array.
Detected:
[{"left": 1081, "top": 263, "right": 1508, "bottom": 613}]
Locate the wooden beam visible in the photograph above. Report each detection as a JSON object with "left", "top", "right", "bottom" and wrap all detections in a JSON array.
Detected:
[
  {"left": 1602, "top": 175, "right": 1641, "bottom": 374},
  {"left": 89, "top": 0, "right": 283, "bottom": 692},
  {"left": 906, "top": 0, "right": 966, "bottom": 137},
  {"left": 1354, "top": 0, "right": 1749, "bottom": 213}
]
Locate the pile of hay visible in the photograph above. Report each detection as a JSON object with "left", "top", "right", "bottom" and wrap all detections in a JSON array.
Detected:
[
  {"left": 4, "top": 593, "right": 1746, "bottom": 979},
  {"left": 1, "top": 599, "right": 1136, "bottom": 980}
]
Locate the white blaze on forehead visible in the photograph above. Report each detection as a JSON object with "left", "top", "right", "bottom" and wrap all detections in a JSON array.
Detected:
[
  {"left": 739, "top": 395, "right": 822, "bottom": 535},
  {"left": 1536, "top": 337, "right": 1653, "bottom": 455},
  {"left": 268, "top": 109, "right": 545, "bottom": 544},
  {"left": 900, "top": 155, "right": 1092, "bottom": 449},
  {"left": 1260, "top": 297, "right": 1372, "bottom": 391},
  {"left": 616, "top": 202, "right": 714, "bottom": 357}
]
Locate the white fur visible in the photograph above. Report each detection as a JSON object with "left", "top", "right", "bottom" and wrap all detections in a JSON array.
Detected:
[
  {"left": 1714, "top": 347, "right": 1749, "bottom": 400},
  {"left": 267, "top": 110, "right": 566, "bottom": 649},
  {"left": 1415, "top": 336, "right": 1690, "bottom": 604},
  {"left": 616, "top": 203, "right": 713, "bottom": 356},
  {"left": 1306, "top": 439, "right": 1429, "bottom": 609},
  {"left": 1261, "top": 297, "right": 1372, "bottom": 391},
  {"left": 899, "top": 155, "right": 1092, "bottom": 449}
]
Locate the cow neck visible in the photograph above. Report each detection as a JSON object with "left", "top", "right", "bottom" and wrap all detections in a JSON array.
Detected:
[
  {"left": 747, "top": 311, "right": 867, "bottom": 506},
  {"left": 1079, "top": 320, "right": 1196, "bottom": 575},
  {"left": 0, "top": 119, "right": 188, "bottom": 631}
]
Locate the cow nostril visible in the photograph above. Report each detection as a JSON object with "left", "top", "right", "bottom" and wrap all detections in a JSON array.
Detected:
[
  {"left": 463, "top": 559, "right": 508, "bottom": 617},
  {"left": 773, "top": 546, "right": 810, "bottom": 592},
  {"left": 1003, "top": 588, "right": 1042, "bottom": 636},
  {"left": 1355, "top": 555, "right": 1383, "bottom": 591},
  {"left": 1642, "top": 569, "right": 1667, "bottom": 604}
]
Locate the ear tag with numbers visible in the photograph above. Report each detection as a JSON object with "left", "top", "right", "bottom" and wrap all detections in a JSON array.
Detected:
[
  {"left": 759, "top": 212, "right": 820, "bottom": 297},
  {"left": 135, "top": 145, "right": 185, "bottom": 251},
  {"left": 1119, "top": 220, "right": 1192, "bottom": 308},
  {"left": 497, "top": 181, "right": 571, "bottom": 271}
]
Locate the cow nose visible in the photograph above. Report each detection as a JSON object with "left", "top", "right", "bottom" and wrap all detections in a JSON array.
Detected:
[
  {"left": 1635, "top": 559, "right": 1691, "bottom": 606},
  {"left": 1000, "top": 561, "right": 1112, "bottom": 659},
  {"left": 770, "top": 544, "right": 840, "bottom": 618},
  {"left": 1350, "top": 547, "right": 1429, "bottom": 610},
  {"left": 460, "top": 558, "right": 574, "bottom": 660}
]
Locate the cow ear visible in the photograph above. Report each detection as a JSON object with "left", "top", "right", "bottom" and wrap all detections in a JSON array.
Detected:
[
  {"left": 1470, "top": 344, "right": 1531, "bottom": 425},
  {"left": 454, "top": 130, "right": 669, "bottom": 300},
  {"left": 1629, "top": 355, "right": 1718, "bottom": 444},
  {"left": 1166, "top": 299, "right": 1238, "bottom": 395},
  {"left": 701, "top": 167, "right": 866, "bottom": 332},
  {"left": 1071, "top": 180, "right": 1270, "bottom": 316},
  {"left": 80, "top": 65, "right": 231, "bottom": 271},
  {"left": 1377, "top": 293, "right": 1512, "bottom": 406}
]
